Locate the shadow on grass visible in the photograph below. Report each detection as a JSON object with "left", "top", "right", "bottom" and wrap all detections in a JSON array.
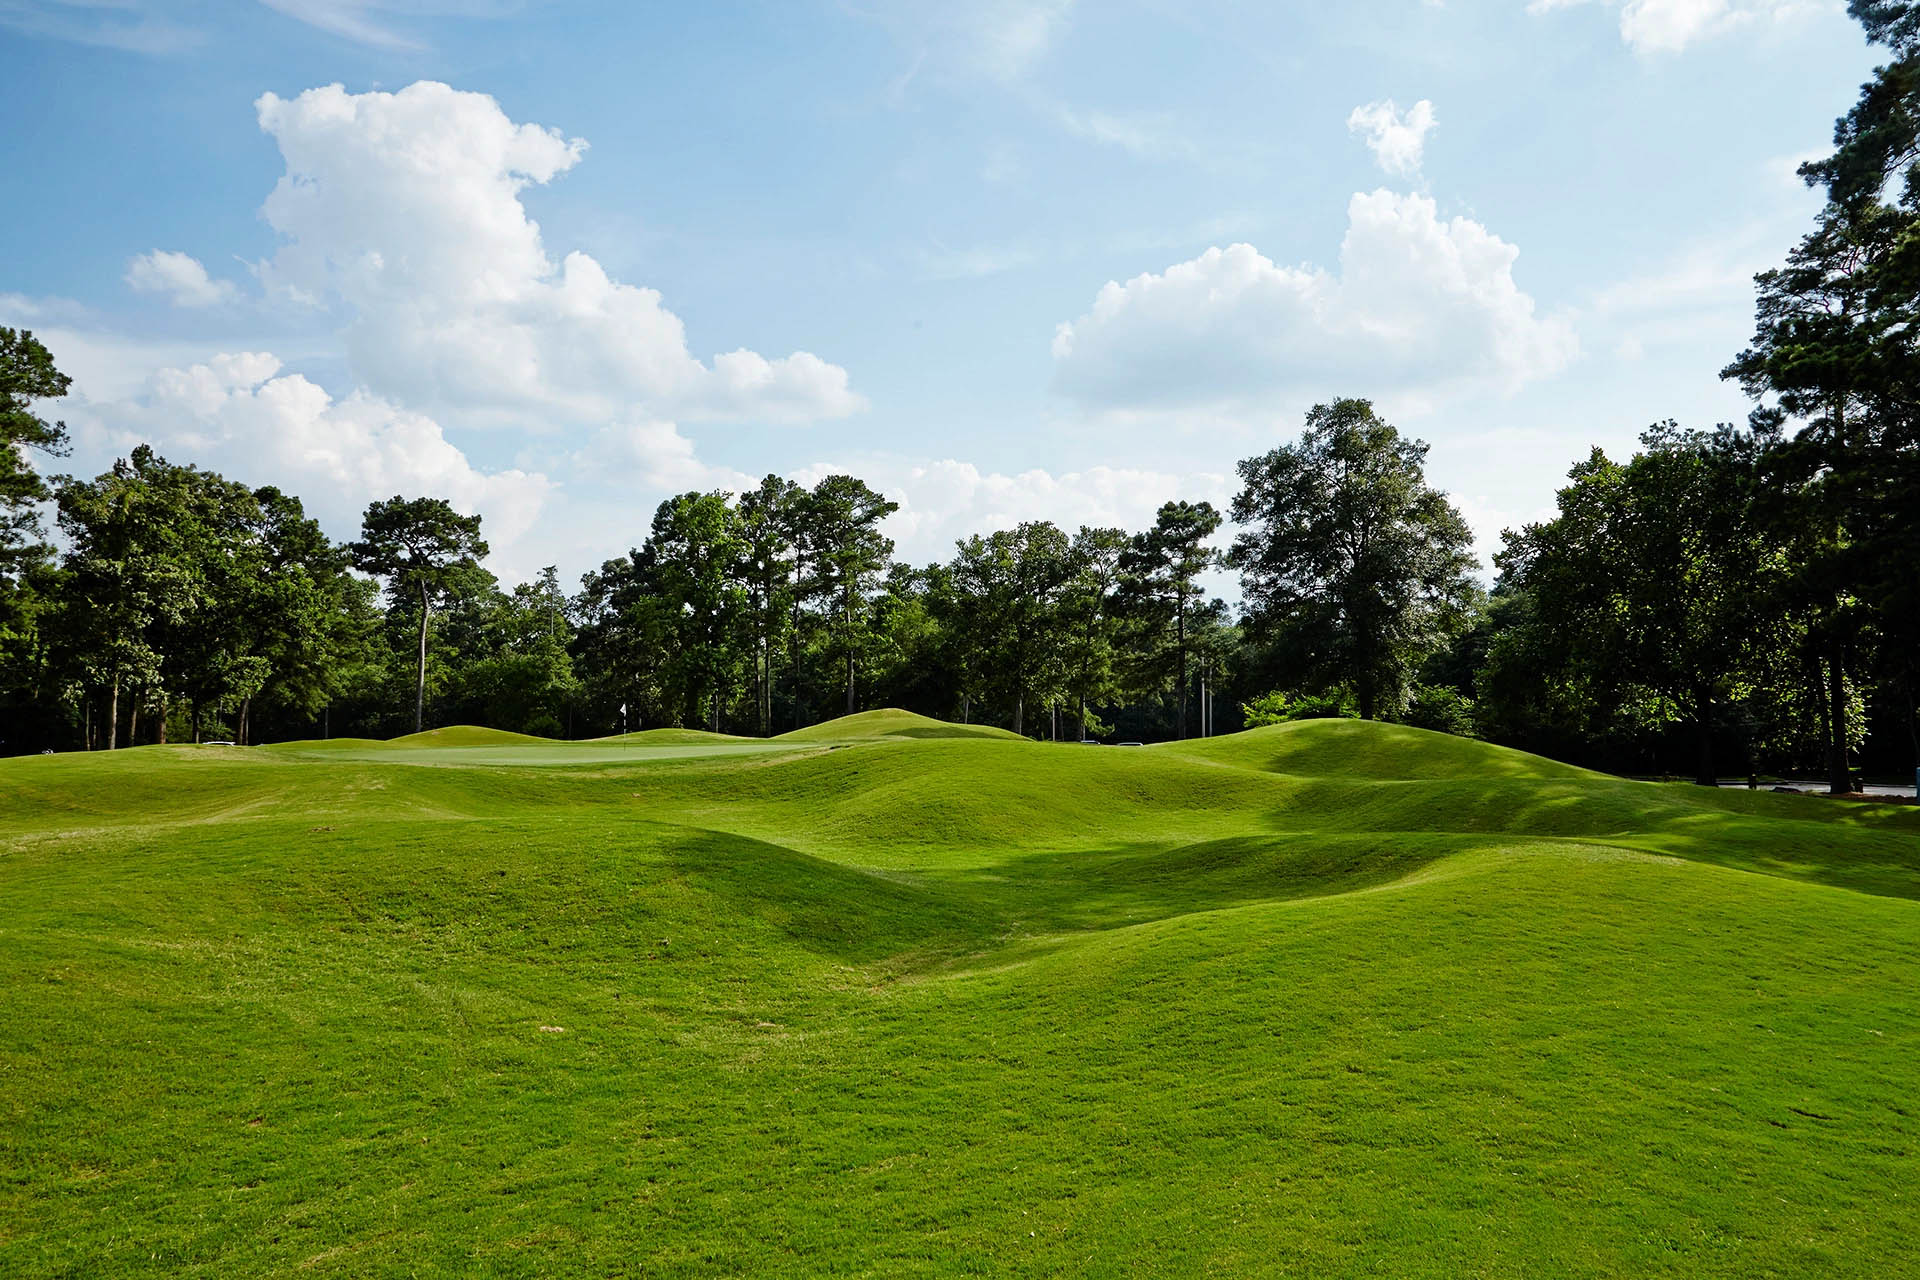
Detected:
[{"left": 664, "top": 829, "right": 1467, "bottom": 967}]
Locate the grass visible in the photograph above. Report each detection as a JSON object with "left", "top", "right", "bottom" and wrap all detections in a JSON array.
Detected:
[{"left": 2, "top": 713, "right": 1918, "bottom": 1276}]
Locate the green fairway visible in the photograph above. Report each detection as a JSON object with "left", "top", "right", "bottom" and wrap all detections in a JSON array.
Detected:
[{"left": 2, "top": 713, "right": 1918, "bottom": 1277}]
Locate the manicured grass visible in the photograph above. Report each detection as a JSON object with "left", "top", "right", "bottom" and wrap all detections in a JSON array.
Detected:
[
  {"left": 590, "top": 728, "right": 757, "bottom": 745},
  {"left": 2, "top": 716, "right": 1917, "bottom": 1276},
  {"left": 775, "top": 707, "right": 1026, "bottom": 742}
]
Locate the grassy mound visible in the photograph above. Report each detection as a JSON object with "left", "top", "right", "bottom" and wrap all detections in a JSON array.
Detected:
[
  {"left": 776, "top": 707, "right": 1026, "bottom": 743},
  {"left": 4, "top": 720, "right": 1918, "bottom": 1276},
  {"left": 383, "top": 724, "right": 553, "bottom": 747},
  {"left": 1161, "top": 716, "right": 1593, "bottom": 780},
  {"left": 591, "top": 727, "right": 756, "bottom": 745},
  {"left": 257, "top": 736, "right": 388, "bottom": 752}
]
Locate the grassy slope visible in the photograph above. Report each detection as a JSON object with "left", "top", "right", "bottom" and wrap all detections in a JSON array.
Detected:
[
  {"left": 590, "top": 727, "right": 756, "bottom": 745},
  {"left": 2, "top": 718, "right": 1918, "bottom": 1277},
  {"left": 776, "top": 707, "right": 1026, "bottom": 743}
]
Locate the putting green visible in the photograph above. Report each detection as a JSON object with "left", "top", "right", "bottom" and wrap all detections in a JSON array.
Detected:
[{"left": 2, "top": 713, "right": 1916, "bottom": 1277}]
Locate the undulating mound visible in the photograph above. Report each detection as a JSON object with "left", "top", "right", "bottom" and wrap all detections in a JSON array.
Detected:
[
  {"left": 258, "top": 736, "right": 388, "bottom": 752},
  {"left": 591, "top": 727, "right": 757, "bottom": 745},
  {"left": 384, "top": 724, "right": 553, "bottom": 748},
  {"left": 6, "top": 715, "right": 1920, "bottom": 1277},
  {"left": 776, "top": 707, "right": 1026, "bottom": 743},
  {"left": 1160, "top": 716, "right": 1595, "bottom": 781}
]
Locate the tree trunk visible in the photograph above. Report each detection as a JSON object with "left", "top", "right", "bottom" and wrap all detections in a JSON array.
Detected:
[
  {"left": 1013, "top": 693, "right": 1024, "bottom": 738},
  {"left": 1175, "top": 591, "right": 1188, "bottom": 739},
  {"left": 85, "top": 698, "right": 93, "bottom": 751},
  {"left": 1693, "top": 688, "right": 1716, "bottom": 787},
  {"left": 1077, "top": 695, "right": 1086, "bottom": 743},
  {"left": 415, "top": 582, "right": 431, "bottom": 735},
  {"left": 791, "top": 569, "right": 805, "bottom": 732},
  {"left": 192, "top": 701, "right": 201, "bottom": 744},
  {"left": 128, "top": 700, "right": 138, "bottom": 748},
  {"left": 157, "top": 698, "right": 168, "bottom": 746},
  {"left": 240, "top": 697, "right": 251, "bottom": 747},
  {"left": 1827, "top": 640, "right": 1850, "bottom": 795},
  {"left": 1905, "top": 677, "right": 1918, "bottom": 783},
  {"left": 844, "top": 579, "right": 856, "bottom": 716},
  {"left": 109, "top": 676, "right": 120, "bottom": 750}
]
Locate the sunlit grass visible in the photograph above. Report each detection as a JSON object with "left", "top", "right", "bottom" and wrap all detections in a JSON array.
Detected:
[{"left": 2, "top": 714, "right": 1917, "bottom": 1276}]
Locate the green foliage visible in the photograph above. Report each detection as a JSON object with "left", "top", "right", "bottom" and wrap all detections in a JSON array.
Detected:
[
  {"left": 940, "top": 521, "right": 1077, "bottom": 736},
  {"left": 1400, "top": 683, "right": 1478, "bottom": 737},
  {"left": 1715, "top": 2, "right": 1920, "bottom": 789},
  {"left": 1230, "top": 399, "right": 1477, "bottom": 722},
  {"left": 1240, "top": 690, "right": 1292, "bottom": 728},
  {"left": 0, "top": 328, "right": 71, "bottom": 580},
  {"left": 1240, "top": 688, "right": 1357, "bottom": 727},
  {"left": 1118, "top": 500, "right": 1222, "bottom": 738},
  {"left": 351, "top": 495, "right": 489, "bottom": 733},
  {"left": 1063, "top": 525, "right": 1129, "bottom": 736},
  {"left": 444, "top": 567, "right": 583, "bottom": 735},
  {"left": 806, "top": 474, "right": 899, "bottom": 717},
  {"left": 1495, "top": 427, "right": 1781, "bottom": 784}
]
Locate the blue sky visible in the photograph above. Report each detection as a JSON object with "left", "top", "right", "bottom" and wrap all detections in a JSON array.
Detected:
[{"left": 0, "top": 0, "right": 1882, "bottom": 583}]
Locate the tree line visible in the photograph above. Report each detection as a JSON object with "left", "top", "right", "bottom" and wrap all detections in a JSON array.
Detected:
[
  {"left": 4, "top": 369, "right": 1909, "bottom": 789},
  {"left": 2, "top": 3, "right": 1917, "bottom": 788},
  {"left": 0, "top": 367, "right": 1485, "bottom": 754}
]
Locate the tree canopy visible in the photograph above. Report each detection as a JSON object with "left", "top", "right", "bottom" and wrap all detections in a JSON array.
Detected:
[{"left": 1229, "top": 399, "right": 1475, "bottom": 722}]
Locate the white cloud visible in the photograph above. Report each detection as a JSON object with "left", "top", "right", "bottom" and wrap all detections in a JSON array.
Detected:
[
  {"left": 1050, "top": 189, "right": 1577, "bottom": 415},
  {"left": 71, "top": 351, "right": 555, "bottom": 572},
  {"left": 1526, "top": 0, "right": 1829, "bottom": 54},
  {"left": 780, "top": 455, "right": 1231, "bottom": 565},
  {"left": 1347, "top": 99, "right": 1437, "bottom": 178},
  {"left": 253, "top": 81, "right": 864, "bottom": 428},
  {"left": 571, "top": 420, "right": 753, "bottom": 496},
  {"left": 20, "top": 306, "right": 251, "bottom": 402},
  {"left": 125, "top": 250, "right": 239, "bottom": 308}
]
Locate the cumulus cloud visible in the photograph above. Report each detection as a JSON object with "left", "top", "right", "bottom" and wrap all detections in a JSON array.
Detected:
[
  {"left": 74, "top": 351, "right": 554, "bottom": 563},
  {"left": 125, "top": 250, "right": 238, "bottom": 308},
  {"left": 571, "top": 420, "right": 754, "bottom": 496},
  {"left": 1050, "top": 189, "right": 1576, "bottom": 414},
  {"left": 253, "top": 81, "right": 864, "bottom": 427},
  {"left": 1526, "top": 0, "right": 1822, "bottom": 54},
  {"left": 1347, "top": 99, "right": 1437, "bottom": 178},
  {"left": 779, "top": 456, "right": 1232, "bottom": 565}
]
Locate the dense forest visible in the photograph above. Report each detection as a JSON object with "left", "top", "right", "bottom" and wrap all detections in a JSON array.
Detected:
[{"left": 3, "top": 3, "right": 1919, "bottom": 790}]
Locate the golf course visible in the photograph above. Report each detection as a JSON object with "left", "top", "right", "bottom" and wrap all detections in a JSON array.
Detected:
[{"left": 1, "top": 710, "right": 1916, "bottom": 1277}]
